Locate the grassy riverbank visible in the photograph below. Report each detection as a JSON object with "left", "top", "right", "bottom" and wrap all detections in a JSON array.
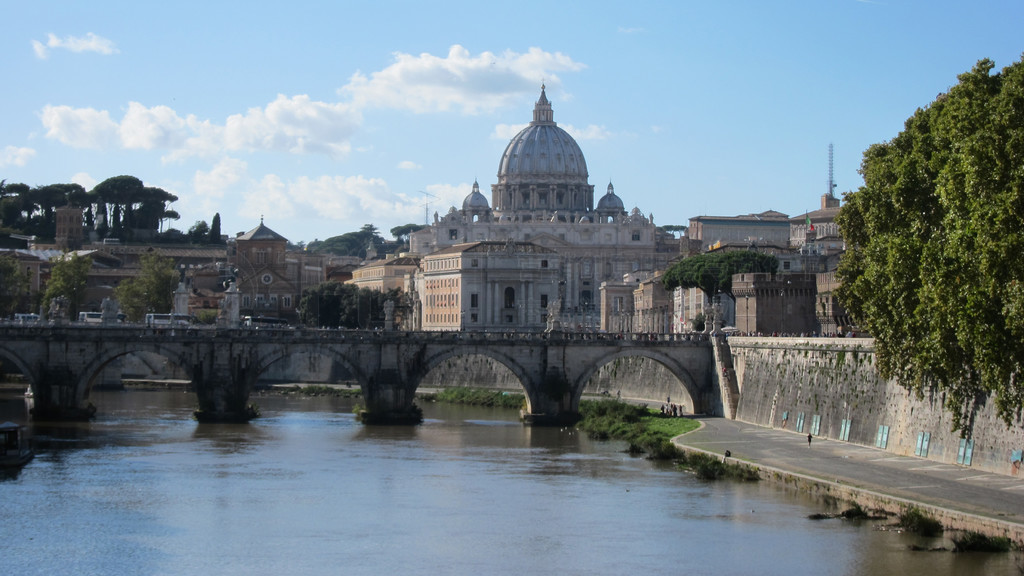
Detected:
[
  {"left": 577, "top": 399, "right": 700, "bottom": 459},
  {"left": 418, "top": 387, "right": 526, "bottom": 410}
]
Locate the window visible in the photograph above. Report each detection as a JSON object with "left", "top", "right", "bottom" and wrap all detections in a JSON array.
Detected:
[
  {"left": 504, "top": 287, "right": 515, "bottom": 309},
  {"left": 470, "top": 294, "right": 479, "bottom": 308},
  {"left": 283, "top": 295, "right": 292, "bottom": 308},
  {"left": 541, "top": 294, "right": 548, "bottom": 308},
  {"left": 631, "top": 232, "right": 641, "bottom": 241},
  {"left": 541, "top": 260, "right": 548, "bottom": 268},
  {"left": 449, "top": 229, "right": 458, "bottom": 240},
  {"left": 956, "top": 438, "right": 974, "bottom": 466},
  {"left": 471, "top": 259, "right": 478, "bottom": 267},
  {"left": 875, "top": 425, "right": 890, "bottom": 449},
  {"left": 915, "top": 432, "right": 931, "bottom": 457}
]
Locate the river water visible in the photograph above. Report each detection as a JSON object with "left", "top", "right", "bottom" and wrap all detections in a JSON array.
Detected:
[{"left": 0, "top": 389, "right": 1016, "bottom": 576}]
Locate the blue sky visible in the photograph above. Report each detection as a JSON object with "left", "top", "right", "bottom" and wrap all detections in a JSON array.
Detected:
[{"left": 3, "top": 1, "right": 1022, "bottom": 244}]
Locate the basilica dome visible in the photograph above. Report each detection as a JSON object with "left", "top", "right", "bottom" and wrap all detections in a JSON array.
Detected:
[
  {"left": 596, "top": 182, "right": 624, "bottom": 212},
  {"left": 462, "top": 180, "right": 489, "bottom": 210},
  {"left": 497, "top": 86, "right": 589, "bottom": 186}
]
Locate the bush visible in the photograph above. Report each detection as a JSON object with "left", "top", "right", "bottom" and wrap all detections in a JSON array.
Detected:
[
  {"left": 898, "top": 507, "right": 943, "bottom": 537},
  {"left": 952, "top": 532, "right": 1011, "bottom": 553}
]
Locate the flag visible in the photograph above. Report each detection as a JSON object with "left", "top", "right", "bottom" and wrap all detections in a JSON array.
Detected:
[{"left": 805, "top": 213, "right": 815, "bottom": 232}]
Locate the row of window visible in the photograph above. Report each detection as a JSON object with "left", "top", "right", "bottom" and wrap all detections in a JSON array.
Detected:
[{"left": 241, "top": 294, "right": 293, "bottom": 308}]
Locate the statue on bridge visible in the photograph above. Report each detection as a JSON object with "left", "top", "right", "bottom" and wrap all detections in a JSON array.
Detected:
[
  {"left": 100, "top": 297, "right": 120, "bottom": 325},
  {"left": 383, "top": 299, "right": 395, "bottom": 332},
  {"left": 48, "top": 296, "right": 68, "bottom": 325}
]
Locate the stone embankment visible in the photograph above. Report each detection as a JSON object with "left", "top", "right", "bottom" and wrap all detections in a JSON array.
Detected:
[{"left": 726, "top": 336, "right": 1024, "bottom": 477}]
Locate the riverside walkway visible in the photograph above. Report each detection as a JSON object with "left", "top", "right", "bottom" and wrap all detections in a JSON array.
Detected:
[{"left": 674, "top": 417, "right": 1024, "bottom": 541}]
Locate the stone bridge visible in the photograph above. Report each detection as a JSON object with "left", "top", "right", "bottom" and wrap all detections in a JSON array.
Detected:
[{"left": 0, "top": 325, "right": 718, "bottom": 425}]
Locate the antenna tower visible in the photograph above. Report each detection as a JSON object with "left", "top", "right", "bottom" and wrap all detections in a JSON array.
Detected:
[
  {"left": 421, "top": 190, "right": 438, "bottom": 225},
  {"left": 827, "top": 143, "right": 836, "bottom": 197}
]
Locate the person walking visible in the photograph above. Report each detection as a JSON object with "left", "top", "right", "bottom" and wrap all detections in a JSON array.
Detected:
[{"left": 807, "top": 433, "right": 812, "bottom": 448}]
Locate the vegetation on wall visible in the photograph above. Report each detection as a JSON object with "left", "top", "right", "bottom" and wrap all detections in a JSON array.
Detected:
[
  {"left": 661, "top": 251, "right": 778, "bottom": 297},
  {"left": 114, "top": 252, "right": 179, "bottom": 320},
  {"left": 836, "top": 57, "right": 1024, "bottom": 430},
  {"left": 43, "top": 252, "right": 92, "bottom": 318}
]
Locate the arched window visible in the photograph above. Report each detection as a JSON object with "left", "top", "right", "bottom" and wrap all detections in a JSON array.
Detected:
[{"left": 504, "top": 287, "right": 516, "bottom": 309}]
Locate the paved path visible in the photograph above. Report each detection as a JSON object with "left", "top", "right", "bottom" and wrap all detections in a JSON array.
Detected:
[{"left": 674, "top": 417, "right": 1024, "bottom": 529}]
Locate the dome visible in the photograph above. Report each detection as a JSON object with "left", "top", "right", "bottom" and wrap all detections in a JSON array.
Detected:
[
  {"left": 496, "top": 86, "right": 589, "bottom": 185},
  {"left": 462, "top": 180, "right": 489, "bottom": 210},
  {"left": 596, "top": 182, "right": 624, "bottom": 212}
]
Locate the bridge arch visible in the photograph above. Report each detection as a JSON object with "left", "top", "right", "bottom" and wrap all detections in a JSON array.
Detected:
[
  {"left": 414, "top": 346, "right": 534, "bottom": 408},
  {"left": 78, "top": 343, "right": 197, "bottom": 397},
  {"left": 252, "top": 344, "right": 369, "bottom": 387},
  {"left": 572, "top": 349, "right": 705, "bottom": 413},
  {"left": 0, "top": 343, "right": 39, "bottom": 387}
]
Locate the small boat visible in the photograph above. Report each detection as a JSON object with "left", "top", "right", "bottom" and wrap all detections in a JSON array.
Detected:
[{"left": 0, "top": 422, "right": 34, "bottom": 468}]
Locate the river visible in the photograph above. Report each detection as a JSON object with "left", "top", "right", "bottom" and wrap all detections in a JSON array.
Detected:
[{"left": 0, "top": 389, "right": 1016, "bottom": 576}]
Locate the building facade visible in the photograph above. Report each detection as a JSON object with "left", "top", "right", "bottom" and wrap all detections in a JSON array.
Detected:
[
  {"left": 417, "top": 241, "right": 560, "bottom": 332},
  {"left": 409, "top": 86, "right": 679, "bottom": 325},
  {"left": 228, "top": 220, "right": 326, "bottom": 322}
]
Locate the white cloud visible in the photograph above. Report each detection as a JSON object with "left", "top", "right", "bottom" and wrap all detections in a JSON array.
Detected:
[
  {"left": 32, "top": 32, "right": 118, "bottom": 59},
  {"left": 120, "top": 102, "right": 189, "bottom": 150},
  {"left": 194, "top": 157, "right": 247, "bottom": 199},
  {"left": 224, "top": 94, "right": 359, "bottom": 157},
  {"left": 397, "top": 160, "right": 421, "bottom": 170},
  {"left": 563, "top": 123, "right": 610, "bottom": 141},
  {"left": 342, "top": 45, "right": 586, "bottom": 115},
  {"left": 71, "top": 172, "right": 97, "bottom": 191},
  {"left": 0, "top": 145, "right": 36, "bottom": 167},
  {"left": 40, "top": 105, "right": 119, "bottom": 149},
  {"left": 492, "top": 123, "right": 528, "bottom": 140},
  {"left": 241, "top": 175, "right": 296, "bottom": 220},
  {"left": 41, "top": 96, "right": 361, "bottom": 161}
]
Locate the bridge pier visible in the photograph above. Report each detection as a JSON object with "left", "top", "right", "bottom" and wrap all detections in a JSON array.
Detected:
[
  {"left": 192, "top": 348, "right": 260, "bottom": 423},
  {"left": 30, "top": 365, "right": 97, "bottom": 421},
  {"left": 358, "top": 369, "right": 422, "bottom": 425},
  {"left": 520, "top": 367, "right": 580, "bottom": 426}
]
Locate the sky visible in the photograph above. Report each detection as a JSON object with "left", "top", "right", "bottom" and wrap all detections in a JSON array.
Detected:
[{"left": 3, "top": 1, "right": 1023, "bottom": 245}]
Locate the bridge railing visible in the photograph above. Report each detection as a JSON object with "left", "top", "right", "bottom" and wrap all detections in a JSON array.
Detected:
[{"left": 0, "top": 323, "right": 713, "bottom": 346}]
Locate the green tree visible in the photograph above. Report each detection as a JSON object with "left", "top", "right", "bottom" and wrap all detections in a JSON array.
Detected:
[
  {"left": 44, "top": 252, "right": 92, "bottom": 319},
  {"left": 661, "top": 251, "right": 778, "bottom": 297},
  {"left": 0, "top": 255, "right": 29, "bottom": 317},
  {"left": 299, "top": 282, "right": 402, "bottom": 329},
  {"left": 208, "top": 213, "right": 222, "bottom": 244},
  {"left": 307, "top": 223, "right": 387, "bottom": 257},
  {"left": 187, "top": 220, "right": 210, "bottom": 244},
  {"left": 114, "top": 252, "right": 179, "bottom": 321},
  {"left": 835, "top": 57, "right": 1024, "bottom": 430},
  {"left": 390, "top": 223, "right": 426, "bottom": 246}
]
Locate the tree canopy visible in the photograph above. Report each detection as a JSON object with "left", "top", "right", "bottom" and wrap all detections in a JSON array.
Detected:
[
  {"left": 114, "top": 252, "right": 179, "bottom": 321},
  {"left": 661, "top": 251, "right": 778, "bottom": 297},
  {"left": 0, "top": 255, "right": 29, "bottom": 317},
  {"left": 835, "top": 57, "right": 1024, "bottom": 430},
  {"left": 298, "top": 282, "right": 402, "bottom": 329},
  {"left": 306, "top": 223, "right": 397, "bottom": 257},
  {"left": 44, "top": 252, "right": 92, "bottom": 319}
]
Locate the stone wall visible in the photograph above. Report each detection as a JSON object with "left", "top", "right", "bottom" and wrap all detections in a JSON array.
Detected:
[
  {"left": 729, "top": 337, "right": 1024, "bottom": 476},
  {"left": 419, "top": 353, "right": 708, "bottom": 412}
]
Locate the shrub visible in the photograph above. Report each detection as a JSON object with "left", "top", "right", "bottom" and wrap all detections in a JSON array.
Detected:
[
  {"left": 898, "top": 506, "right": 943, "bottom": 537},
  {"left": 952, "top": 532, "right": 1011, "bottom": 553}
]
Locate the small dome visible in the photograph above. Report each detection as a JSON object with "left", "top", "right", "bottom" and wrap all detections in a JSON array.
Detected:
[
  {"left": 462, "top": 180, "right": 489, "bottom": 210},
  {"left": 597, "top": 182, "right": 624, "bottom": 212}
]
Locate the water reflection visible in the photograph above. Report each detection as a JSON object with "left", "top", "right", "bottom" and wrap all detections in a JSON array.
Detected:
[{"left": 0, "top": 389, "right": 1018, "bottom": 576}]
